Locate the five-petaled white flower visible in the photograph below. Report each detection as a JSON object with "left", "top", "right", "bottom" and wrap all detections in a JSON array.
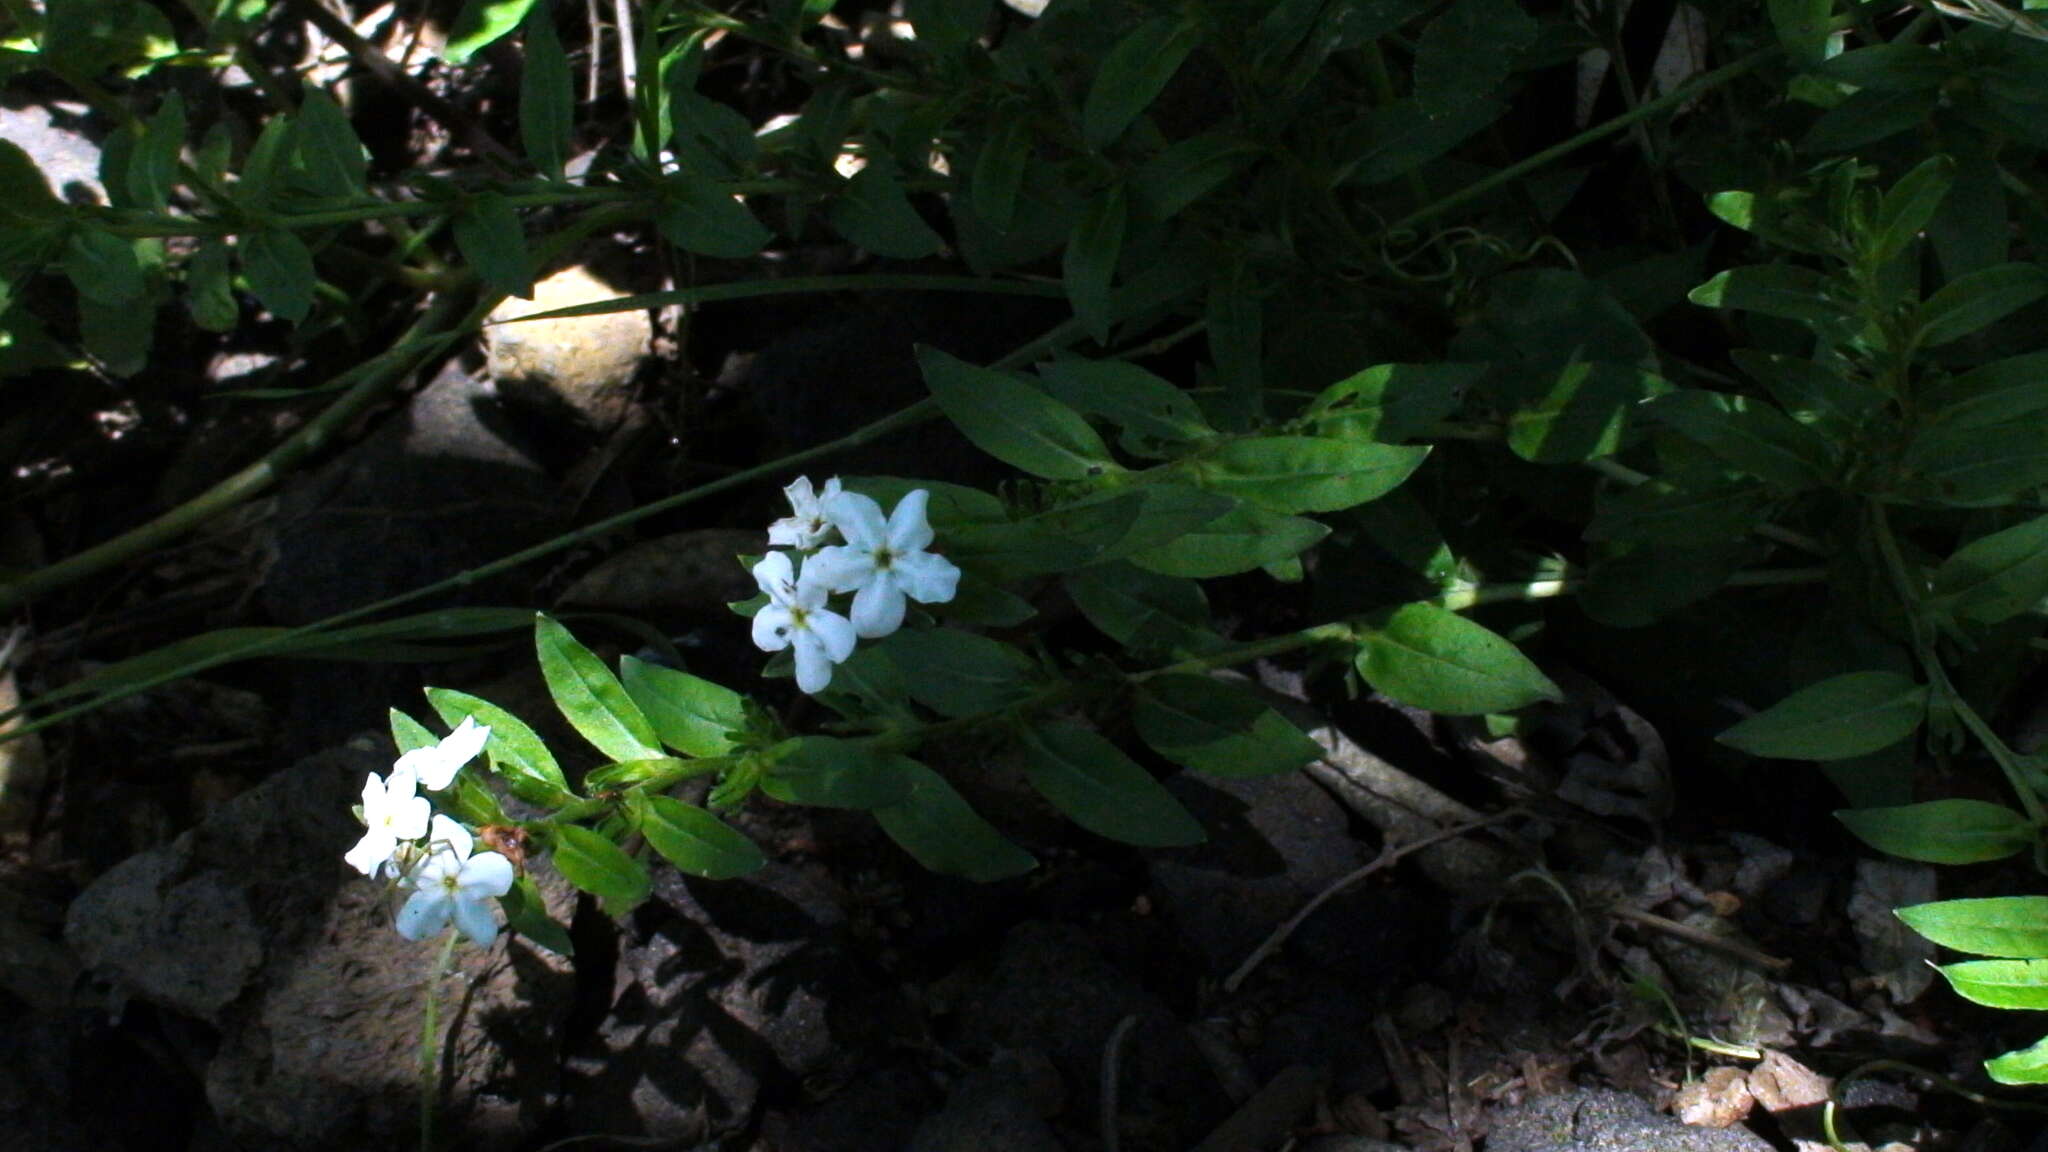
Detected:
[
  {"left": 344, "top": 766, "right": 431, "bottom": 878},
  {"left": 750, "top": 551, "right": 858, "bottom": 694},
  {"left": 394, "top": 715, "right": 491, "bottom": 792},
  {"left": 395, "top": 815, "right": 516, "bottom": 946},
  {"left": 767, "top": 476, "right": 844, "bottom": 552},
  {"left": 808, "top": 489, "right": 961, "bottom": 639}
]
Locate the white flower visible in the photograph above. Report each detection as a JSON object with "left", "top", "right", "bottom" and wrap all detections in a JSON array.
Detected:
[
  {"left": 344, "top": 766, "right": 431, "bottom": 877},
  {"left": 393, "top": 715, "right": 491, "bottom": 792},
  {"left": 395, "top": 815, "right": 516, "bottom": 945},
  {"left": 750, "top": 551, "right": 858, "bottom": 694},
  {"left": 807, "top": 489, "right": 961, "bottom": 639},
  {"left": 767, "top": 476, "right": 844, "bottom": 551}
]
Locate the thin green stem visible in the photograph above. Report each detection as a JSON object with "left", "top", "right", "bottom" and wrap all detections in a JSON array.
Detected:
[
  {"left": 1869, "top": 503, "right": 2046, "bottom": 829},
  {"left": 0, "top": 291, "right": 485, "bottom": 615},
  {"left": 1, "top": 318, "right": 1086, "bottom": 743},
  {"left": 1379, "top": 45, "right": 1777, "bottom": 240},
  {"left": 419, "top": 926, "right": 463, "bottom": 1152}
]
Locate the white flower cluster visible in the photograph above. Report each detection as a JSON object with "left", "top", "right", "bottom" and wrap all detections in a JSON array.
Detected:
[
  {"left": 754, "top": 476, "right": 961, "bottom": 694},
  {"left": 344, "top": 716, "right": 515, "bottom": 946}
]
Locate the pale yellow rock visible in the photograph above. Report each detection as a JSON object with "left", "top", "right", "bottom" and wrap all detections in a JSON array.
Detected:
[{"left": 484, "top": 265, "right": 651, "bottom": 433}]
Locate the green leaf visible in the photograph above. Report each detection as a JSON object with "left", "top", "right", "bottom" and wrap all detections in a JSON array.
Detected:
[
  {"left": 1931, "top": 515, "right": 2048, "bottom": 624},
  {"left": 1342, "top": 94, "right": 1499, "bottom": 187},
  {"left": 550, "top": 823, "right": 650, "bottom": 914},
  {"left": 1731, "top": 350, "right": 1881, "bottom": 432},
  {"left": 1128, "top": 503, "right": 1328, "bottom": 578},
  {"left": 1768, "top": 0, "right": 1833, "bottom": 65},
  {"left": 827, "top": 165, "right": 943, "bottom": 259},
  {"left": 185, "top": 238, "right": 238, "bottom": 332},
  {"left": 1355, "top": 603, "right": 1563, "bottom": 715},
  {"left": 762, "top": 736, "right": 914, "bottom": 809},
  {"left": 1689, "top": 265, "right": 1850, "bottom": 325},
  {"left": 453, "top": 193, "right": 533, "bottom": 299},
  {"left": 239, "top": 228, "right": 315, "bottom": 323},
  {"left": 1718, "top": 671, "right": 1926, "bottom": 761},
  {"left": 1305, "top": 362, "right": 1478, "bottom": 443},
  {"left": 1037, "top": 358, "right": 1214, "bottom": 446},
  {"left": 0, "top": 140, "right": 65, "bottom": 226},
  {"left": 1817, "top": 44, "right": 1949, "bottom": 90},
  {"left": 1130, "top": 134, "right": 1258, "bottom": 221},
  {"left": 875, "top": 758, "right": 1037, "bottom": 881},
  {"left": 1649, "top": 391, "right": 1834, "bottom": 490},
  {"left": 444, "top": 0, "right": 540, "bottom": 62},
  {"left": 1940, "top": 959, "right": 2048, "bottom": 1010},
  {"left": 1804, "top": 88, "right": 1938, "bottom": 152},
  {"left": 1915, "top": 262, "right": 2048, "bottom": 347},
  {"left": 1580, "top": 541, "right": 1748, "bottom": 628},
  {"left": 971, "top": 109, "right": 1030, "bottom": 234},
  {"left": 63, "top": 229, "right": 145, "bottom": 305},
  {"left": 619, "top": 656, "right": 744, "bottom": 757},
  {"left": 78, "top": 293, "right": 153, "bottom": 377},
  {"left": 1064, "top": 563, "right": 1218, "bottom": 653},
  {"left": 1135, "top": 675, "right": 1321, "bottom": 777},
  {"left": 1903, "top": 423, "right": 2048, "bottom": 506},
  {"left": 1414, "top": 0, "right": 1534, "bottom": 102},
  {"left": 520, "top": 2, "right": 573, "bottom": 179},
  {"left": 426, "top": 687, "right": 573, "bottom": 806},
  {"left": 389, "top": 707, "right": 439, "bottom": 755},
  {"left": 904, "top": 0, "right": 990, "bottom": 54},
  {"left": 292, "top": 90, "right": 366, "bottom": 197},
  {"left": 657, "top": 174, "right": 772, "bottom": 258},
  {"left": 534, "top": 614, "right": 663, "bottom": 762},
  {"left": 1082, "top": 17, "right": 1200, "bottom": 149},
  {"left": 1837, "top": 799, "right": 2033, "bottom": 865},
  {"left": 1868, "top": 154, "right": 1953, "bottom": 266},
  {"left": 1018, "top": 721, "right": 1205, "bottom": 847},
  {"left": 1508, "top": 362, "right": 1669, "bottom": 464},
  {"left": 1923, "top": 352, "right": 2048, "bottom": 429},
  {"left": 1101, "top": 483, "right": 1237, "bottom": 559},
  {"left": 1897, "top": 897, "right": 2048, "bottom": 958},
  {"left": 883, "top": 629, "right": 1035, "bottom": 717},
  {"left": 919, "top": 345, "right": 1120, "bottom": 480},
  {"left": 1197, "top": 436, "right": 1428, "bottom": 514},
  {"left": 1988, "top": 1035, "right": 2048, "bottom": 1085},
  {"left": 127, "top": 92, "right": 184, "bottom": 213},
  {"left": 635, "top": 792, "right": 766, "bottom": 879},
  {"left": 1586, "top": 480, "right": 1771, "bottom": 543},
  {"left": 500, "top": 874, "right": 575, "bottom": 955},
  {"left": 669, "top": 88, "right": 759, "bottom": 179},
  {"left": 235, "top": 115, "right": 294, "bottom": 210},
  {"left": 1064, "top": 183, "right": 1126, "bottom": 343}
]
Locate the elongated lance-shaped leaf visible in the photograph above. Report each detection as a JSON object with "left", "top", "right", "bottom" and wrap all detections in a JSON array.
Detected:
[
  {"left": 919, "top": 345, "right": 1120, "bottom": 480},
  {"left": 534, "top": 614, "right": 663, "bottom": 762},
  {"left": 1898, "top": 897, "right": 2048, "bottom": 959},
  {"left": 1836, "top": 800, "right": 2033, "bottom": 865},
  {"left": 875, "top": 758, "right": 1037, "bottom": 881},
  {"left": 1354, "top": 604, "right": 1562, "bottom": 715},
  {"left": 1718, "top": 672, "right": 1925, "bottom": 761},
  {"left": 619, "top": 656, "right": 745, "bottom": 757},
  {"left": 426, "top": 687, "right": 573, "bottom": 806},
  {"left": 1018, "top": 721, "right": 1205, "bottom": 847},
  {"left": 551, "top": 824, "right": 650, "bottom": 914},
  {"left": 634, "top": 792, "right": 766, "bottom": 879}
]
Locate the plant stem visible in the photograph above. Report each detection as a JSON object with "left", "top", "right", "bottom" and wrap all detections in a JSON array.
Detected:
[
  {"left": 1, "top": 318, "right": 1086, "bottom": 743},
  {"left": 0, "top": 290, "right": 485, "bottom": 615},
  {"left": 1380, "top": 45, "right": 1776, "bottom": 240},
  {"left": 1869, "top": 503, "right": 2046, "bottom": 829},
  {"left": 419, "top": 926, "right": 462, "bottom": 1152}
]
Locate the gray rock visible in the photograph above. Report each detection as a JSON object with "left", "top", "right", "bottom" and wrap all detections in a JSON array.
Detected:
[
  {"left": 561, "top": 861, "right": 863, "bottom": 1143},
  {"left": 955, "top": 921, "right": 1222, "bottom": 1152},
  {"left": 0, "top": 99, "right": 105, "bottom": 204},
  {"left": 1485, "top": 1088, "right": 1774, "bottom": 1152},
  {"left": 758, "top": 1062, "right": 934, "bottom": 1152},
  {"left": 556, "top": 528, "right": 762, "bottom": 625},
  {"left": 262, "top": 362, "right": 571, "bottom": 746},
  {"left": 1145, "top": 772, "right": 1366, "bottom": 975},
  {"left": 63, "top": 739, "right": 576, "bottom": 1151},
  {"left": 906, "top": 1051, "right": 1065, "bottom": 1152}
]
